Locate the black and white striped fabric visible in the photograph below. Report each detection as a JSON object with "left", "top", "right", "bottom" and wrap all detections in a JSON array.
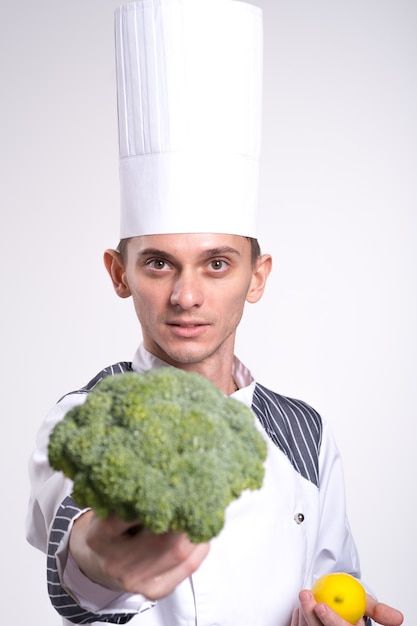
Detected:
[
  {"left": 48, "top": 497, "right": 135, "bottom": 624},
  {"left": 252, "top": 383, "right": 322, "bottom": 487},
  {"left": 58, "top": 362, "right": 133, "bottom": 401},
  {"left": 46, "top": 362, "right": 369, "bottom": 625}
]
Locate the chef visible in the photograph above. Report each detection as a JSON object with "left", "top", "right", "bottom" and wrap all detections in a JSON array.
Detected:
[{"left": 26, "top": 1, "right": 403, "bottom": 625}]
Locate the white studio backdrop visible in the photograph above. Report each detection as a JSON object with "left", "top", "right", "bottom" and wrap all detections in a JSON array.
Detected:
[{"left": 1, "top": 0, "right": 415, "bottom": 623}]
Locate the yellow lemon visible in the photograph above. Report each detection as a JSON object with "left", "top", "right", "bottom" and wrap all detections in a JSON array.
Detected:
[{"left": 311, "top": 572, "right": 367, "bottom": 624}]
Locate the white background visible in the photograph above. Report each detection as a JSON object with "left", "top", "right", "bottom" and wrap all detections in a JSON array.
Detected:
[{"left": 1, "top": 0, "right": 415, "bottom": 623}]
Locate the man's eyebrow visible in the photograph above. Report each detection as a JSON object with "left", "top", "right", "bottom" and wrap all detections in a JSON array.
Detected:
[
  {"left": 201, "top": 247, "right": 242, "bottom": 259},
  {"left": 136, "top": 248, "right": 175, "bottom": 260}
]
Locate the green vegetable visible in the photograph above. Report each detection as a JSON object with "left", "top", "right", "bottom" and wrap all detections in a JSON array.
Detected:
[{"left": 48, "top": 368, "right": 267, "bottom": 542}]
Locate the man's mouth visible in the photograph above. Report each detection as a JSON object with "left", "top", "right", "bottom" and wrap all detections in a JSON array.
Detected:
[{"left": 167, "top": 321, "right": 208, "bottom": 337}]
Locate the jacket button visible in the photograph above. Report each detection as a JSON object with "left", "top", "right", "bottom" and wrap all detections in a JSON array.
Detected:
[{"left": 294, "top": 512, "right": 305, "bottom": 524}]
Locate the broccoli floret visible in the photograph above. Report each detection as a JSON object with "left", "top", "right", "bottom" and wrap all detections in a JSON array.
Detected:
[{"left": 48, "top": 368, "right": 267, "bottom": 543}]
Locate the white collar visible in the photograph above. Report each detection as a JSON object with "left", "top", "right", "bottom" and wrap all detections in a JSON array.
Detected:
[{"left": 131, "top": 343, "right": 255, "bottom": 406}]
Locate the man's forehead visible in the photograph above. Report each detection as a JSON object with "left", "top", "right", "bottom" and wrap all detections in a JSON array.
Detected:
[{"left": 129, "top": 233, "right": 249, "bottom": 254}]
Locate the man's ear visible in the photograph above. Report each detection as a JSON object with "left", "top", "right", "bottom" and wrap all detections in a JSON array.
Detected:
[
  {"left": 103, "top": 249, "right": 132, "bottom": 299},
  {"left": 246, "top": 254, "right": 272, "bottom": 304}
]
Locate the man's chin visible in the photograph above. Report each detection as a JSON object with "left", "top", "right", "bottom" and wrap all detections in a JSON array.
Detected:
[
  {"left": 152, "top": 342, "right": 214, "bottom": 368},
  {"left": 163, "top": 351, "right": 210, "bottom": 367}
]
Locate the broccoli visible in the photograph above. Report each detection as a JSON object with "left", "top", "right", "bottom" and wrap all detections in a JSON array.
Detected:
[{"left": 48, "top": 367, "right": 267, "bottom": 543}]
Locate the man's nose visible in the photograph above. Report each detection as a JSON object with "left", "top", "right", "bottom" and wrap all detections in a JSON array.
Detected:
[{"left": 170, "top": 272, "right": 203, "bottom": 309}]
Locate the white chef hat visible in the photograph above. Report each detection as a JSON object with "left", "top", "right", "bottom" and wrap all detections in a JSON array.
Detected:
[{"left": 114, "top": 0, "right": 263, "bottom": 238}]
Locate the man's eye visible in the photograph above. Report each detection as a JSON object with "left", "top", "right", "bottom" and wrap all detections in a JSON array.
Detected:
[
  {"left": 210, "top": 259, "right": 226, "bottom": 271},
  {"left": 148, "top": 259, "right": 167, "bottom": 270}
]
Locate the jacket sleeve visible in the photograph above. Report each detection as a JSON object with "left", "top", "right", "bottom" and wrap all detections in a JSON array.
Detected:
[
  {"left": 26, "top": 394, "right": 86, "bottom": 553},
  {"left": 306, "top": 417, "right": 374, "bottom": 624},
  {"left": 26, "top": 394, "right": 152, "bottom": 624},
  {"left": 310, "top": 417, "right": 362, "bottom": 580}
]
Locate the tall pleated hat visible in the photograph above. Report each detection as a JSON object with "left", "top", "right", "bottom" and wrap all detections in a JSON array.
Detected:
[{"left": 114, "top": 0, "right": 263, "bottom": 238}]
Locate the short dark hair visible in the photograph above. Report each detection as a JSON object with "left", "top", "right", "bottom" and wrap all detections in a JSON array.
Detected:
[{"left": 117, "top": 236, "right": 261, "bottom": 266}]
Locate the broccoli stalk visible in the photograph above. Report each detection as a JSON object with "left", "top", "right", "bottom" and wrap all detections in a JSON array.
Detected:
[{"left": 48, "top": 367, "right": 267, "bottom": 543}]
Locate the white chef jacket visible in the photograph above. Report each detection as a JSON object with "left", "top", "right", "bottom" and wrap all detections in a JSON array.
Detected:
[{"left": 26, "top": 345, "right": 363, "bottom": 626}]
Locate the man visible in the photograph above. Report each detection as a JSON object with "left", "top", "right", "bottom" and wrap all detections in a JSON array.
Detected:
[{"left": 26, "top": 1, "right": 403, "bottom": 625}]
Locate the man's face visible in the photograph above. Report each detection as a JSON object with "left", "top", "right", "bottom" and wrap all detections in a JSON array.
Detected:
[{"left": 117, "top": 233, "right": 269, "bottom": 370}]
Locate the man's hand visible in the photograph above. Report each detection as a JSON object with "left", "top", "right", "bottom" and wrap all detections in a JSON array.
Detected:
[
  {"left": 291, "top": 589, "right": 404, "bottom": 626},
  {"left": 69, "top": 510, "right": 210, "bottom": 600}
]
